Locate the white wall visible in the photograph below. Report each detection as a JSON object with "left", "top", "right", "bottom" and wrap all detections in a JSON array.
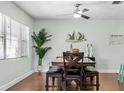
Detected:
[
  {"left": 34, "top": 19, "right": 124, "bottom": 72},
  {"left": 0, "top": 1, "right": 123, "bottom": 89},
  {"left": 0, "top": 1, "right": 34, "bottom": 87}
]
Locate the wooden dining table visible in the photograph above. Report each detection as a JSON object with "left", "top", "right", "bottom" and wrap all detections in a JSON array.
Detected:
[
  {"left": 51, "top": 56, "right": 96, "bottom": 67},
  {"left": 46, "top": 56, "right": 98, "bottom": 90}
]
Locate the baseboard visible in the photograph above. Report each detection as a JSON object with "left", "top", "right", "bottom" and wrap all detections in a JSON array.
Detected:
[
  {"left": 34, "top": 69, "right": 48, "bottom": 72},
  {"left": 98, "top": 69, "right": 118, "bottom": 73},
  {"left": 0, "top": 70, "right": 34, "bottom": 91}
]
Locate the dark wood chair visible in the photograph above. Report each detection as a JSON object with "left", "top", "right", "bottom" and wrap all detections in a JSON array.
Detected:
[
  {"left": 46, "top": 66, "right": 63, "bottom": 91},
  {"left": 82, "top": 66, "right": 99, "bottom": 90},
  {"left": 87, "top": 57, "right": 95, "bottom": 62},
  {"left": 83, "top": 57, "right": 96, "bottom": 81},
  {"left": 63, "top": 52, "right": 84, "bottom": 90}
]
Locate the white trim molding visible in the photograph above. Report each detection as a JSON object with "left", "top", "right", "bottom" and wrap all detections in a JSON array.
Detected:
[
  {"left": 34, "top": 69, "right": 48, "bottom": 73},
  {"left": 0, "top": 70, "right": 34, "bottom": 91},
  {"left": 97, "top": 69, "right": 119, "bottom": 73}
]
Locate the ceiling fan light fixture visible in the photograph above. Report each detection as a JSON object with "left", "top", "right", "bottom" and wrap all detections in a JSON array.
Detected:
[
  {"left": 77, "top": 10, "right": 82, "bottom": 14},
  {"left": 73, "top": 13, "right": 81, "bottom": 18}
]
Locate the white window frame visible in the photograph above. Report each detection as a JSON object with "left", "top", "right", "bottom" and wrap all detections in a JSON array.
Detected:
[
  {"left": 0, "top": 13, "right": 30, "bottom": 60},
  {"left": 0, "top": 14, "right": 5, "bottom": 59}
]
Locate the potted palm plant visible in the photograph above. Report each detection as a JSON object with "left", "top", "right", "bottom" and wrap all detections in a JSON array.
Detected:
[{"left": 32, "top": 28, "right": 52, "bottom": 74}]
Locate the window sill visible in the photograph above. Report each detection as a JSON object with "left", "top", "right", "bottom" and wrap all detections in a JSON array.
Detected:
[{"left": 0, "top": 56, "right": 28, "bottom": 62}]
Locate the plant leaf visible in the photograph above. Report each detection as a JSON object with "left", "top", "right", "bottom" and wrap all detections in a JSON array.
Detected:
[
  {"left": 71, "top": 32, "right": 75, "bottom": 40},
  {"left": 32, "top": 28, "right": 52, "bottom": 64}
]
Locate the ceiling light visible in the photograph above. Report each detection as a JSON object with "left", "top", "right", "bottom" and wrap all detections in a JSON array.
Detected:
[
  {"left": 77, "top": 10, "right": 82, "bottom": 14},
  {"left": 73, "top": 13, "right": 81, "bottom": 18}
]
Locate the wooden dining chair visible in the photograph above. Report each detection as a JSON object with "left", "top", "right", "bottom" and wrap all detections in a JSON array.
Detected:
[
  {"left": 63, "top": 52, "right": 84, "bottom": 90},
  {"left": 82, "top": 66, "right": 99, "bottom": 90},
  {"left": 46, "top": 66, "right": 64, "bottom": 91}
]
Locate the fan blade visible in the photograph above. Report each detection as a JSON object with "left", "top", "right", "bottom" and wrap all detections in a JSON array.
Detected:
[
  {"left": 112, "top": 1, "right": 123, "bottom": 4},
  {"left": 56, "top": 13, "right": 73, "bottom": 16},
  {"left": 82, "top": 8, "right": 89, "bottom": 12},
  {"left": 81, "top": 14, "right": 90, "bottom": 19}
]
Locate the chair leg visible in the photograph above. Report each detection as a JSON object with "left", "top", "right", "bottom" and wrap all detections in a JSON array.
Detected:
[
  {"left": 64, "top": 79, "right": 67, "bottom": 91},
  {"left": 96, "top": 74, "right": 99, "bottom": 91},
  {"left": 83, "top": 75, "right": 87, "bottom": 89},
  {"left": 57, "top": 75, "right": 62, "bottom": 91},
  {"left": 46, "top": 74, "right": 49, "bottom": 91},
  {"left": 52, "top": 77, "right": 55, "bottom": 87},
  {"left": 90, "top": 76, "right": 94, "bottom": 83},
  {"left": 80, "top": 77, "right": 82, "bottom": 90},
  {"left": 60, "top": 75, "right": 63, "bottom": 90}
]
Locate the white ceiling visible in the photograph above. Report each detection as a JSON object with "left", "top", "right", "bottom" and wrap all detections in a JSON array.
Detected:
[{"left": 14, "top": 1, "right": 124, "bottom": 20}]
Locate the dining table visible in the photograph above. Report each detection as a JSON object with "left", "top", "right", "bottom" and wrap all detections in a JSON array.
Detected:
[
  {"left": 46, "top": 56, "right": 98, "bottom": 90},
  {"left": 51, "top": 56, "right": 96, "bottom": 67}
]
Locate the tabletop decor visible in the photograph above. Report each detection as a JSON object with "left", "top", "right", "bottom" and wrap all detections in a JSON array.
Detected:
[
  {"left": 86, "top": 43, "right": 94, "bottom": 57},
  {"left": 32, "top": 28, "right": 52, "bottom": 74}
]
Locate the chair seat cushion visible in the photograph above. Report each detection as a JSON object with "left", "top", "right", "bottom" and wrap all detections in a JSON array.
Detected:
[
  {"left": 47, "top": 66, "right": 64, "bottom": 74},
  {"left": 84, "top": 67, "right": 98, "bottom": 73},
  {"left": 67, "top": 69, "right": 81, "bottom": 75}
]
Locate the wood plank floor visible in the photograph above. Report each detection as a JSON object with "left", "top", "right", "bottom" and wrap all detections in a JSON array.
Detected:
[{"left": 7, "top": 72, "right": 124, "bottom": 91}]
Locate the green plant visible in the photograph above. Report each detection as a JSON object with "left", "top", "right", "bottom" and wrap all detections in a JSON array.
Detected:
[
  {"left": 68, "top": 32, "right": 75, "bottom": 40},
  {"left": 77, "top": 32, "right": 87, "bottom": 41},
  {"left": 32, "top": 28, "right": 52, "bottom": 66}
]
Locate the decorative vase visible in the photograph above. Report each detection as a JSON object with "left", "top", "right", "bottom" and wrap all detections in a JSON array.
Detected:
[
  {"left": 37, "top": 65, "right": 42, "bottom": 75},
  {"left": 70, "top": 43, "right": 73, "bottom": 52},
  {"left": 89, "top": 44, "right": 93, "bottom": 57},
  {"left": 87, "top": 44, "right": 90, "bottom": 57}
]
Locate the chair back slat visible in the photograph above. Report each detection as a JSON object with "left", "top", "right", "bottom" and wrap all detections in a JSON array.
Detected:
[{"left": 63, "top": 52, "right": 84, "bottom": 74}]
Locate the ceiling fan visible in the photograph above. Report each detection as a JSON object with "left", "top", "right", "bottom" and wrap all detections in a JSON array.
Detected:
[
  {"left": 57, "top": 3, "right": 90, "bottom": 19},
  {"left": 112, "top": 1, "right": 123, "bottom": 4}
]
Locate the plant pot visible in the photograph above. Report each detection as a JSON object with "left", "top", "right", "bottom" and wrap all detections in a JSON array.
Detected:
[{"left": 37, "top": 65, "right": 42, "bottom": 75}]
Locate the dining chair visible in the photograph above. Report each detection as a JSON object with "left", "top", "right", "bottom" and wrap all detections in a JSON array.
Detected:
[
  {"left": 82, "top": 66, "right": 99, "bottom": 90},
  {"left": 46, "top": 66, "right": 63, "bottom": 91},
  {"left": 84, "top": 57, "right": 96, "bottom": 81},
  {"left": 63, "top": 52, "right": 84, "bottom": 90}
]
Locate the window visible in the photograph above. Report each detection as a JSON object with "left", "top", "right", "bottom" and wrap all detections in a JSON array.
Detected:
[
  {"left": 0, "top": 13, "right": 29, "bottom": 60},
  {"left": 21, "top": 24, "right": 29, "bottom": 57},
  {"left": 6, "top": 17, "right": 21, "bottom": 58},
  {"left": 0, "top": 13, "right": 4, "bottom": 59}
]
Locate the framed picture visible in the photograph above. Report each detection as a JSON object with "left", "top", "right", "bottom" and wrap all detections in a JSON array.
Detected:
[{"left": 109, "top": 34, "right": 124, "bottom": 45}]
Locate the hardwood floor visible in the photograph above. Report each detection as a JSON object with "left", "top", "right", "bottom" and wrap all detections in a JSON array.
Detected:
[{"left": 7, "top": 72, "right": 124, "bottom": 91}]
